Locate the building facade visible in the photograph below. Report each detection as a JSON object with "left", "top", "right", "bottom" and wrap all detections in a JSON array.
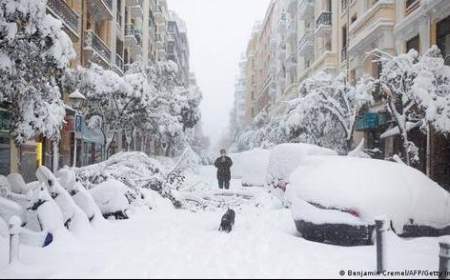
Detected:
[
  {"left": 167, "top": 11, "right": 190, "bottom": 87},
  {"left": 0, "top": 0, "right": 188, "bottom": 181},
  {"left": 240, "top": 0, "right": 450, "bottom": 188}
]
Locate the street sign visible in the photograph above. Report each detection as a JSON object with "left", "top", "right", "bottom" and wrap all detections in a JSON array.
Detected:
[{"left": 75, "top": 114, "right": 83, "bottom": 134}]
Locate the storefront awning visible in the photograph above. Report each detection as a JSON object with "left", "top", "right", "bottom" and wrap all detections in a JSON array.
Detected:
[{"left": 380, "top": 121, "right": 423, "bottom": 139}]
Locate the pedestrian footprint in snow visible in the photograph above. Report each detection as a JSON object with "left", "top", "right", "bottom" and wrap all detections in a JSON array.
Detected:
[{"left": 214, "top": 149, "right": 233, "bottom": 190}]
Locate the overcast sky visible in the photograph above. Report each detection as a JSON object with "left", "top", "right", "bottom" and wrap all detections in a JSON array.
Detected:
[{"left": 167, "top": 0, "right": 272, "bottom": 150}]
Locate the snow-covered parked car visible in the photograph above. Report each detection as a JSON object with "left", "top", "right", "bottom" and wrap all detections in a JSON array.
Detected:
[
  {"left": 56, "top": 167, "right": 104, "bottom": 224},
  {"left": 89, "top": 179, "right": 133, "bottom": 220},
  {"left": 230, "top": 148, "right": 271, "bottom": 187},
  {"left": 286, "top": 156, "right": 450, "bottom": 246},
  {"left": 36, "top": 166, "right": 90, "bottom": 233},
  {"left": 266, "top": 144, "right": 337, "bottom": 200}
]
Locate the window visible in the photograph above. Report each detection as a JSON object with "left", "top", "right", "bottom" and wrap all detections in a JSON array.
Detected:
[
  {"left": 406, "top": 35, "right": 420, "bottom": 53},
  {"left": 0, "top": 135, "right": 10, "bottom": 176},
  {"left": 342, "top": 25, "right": 348, "bottom": 61},
  {"left": 437, "top": 16, "right": 450, "bottom": 65}
]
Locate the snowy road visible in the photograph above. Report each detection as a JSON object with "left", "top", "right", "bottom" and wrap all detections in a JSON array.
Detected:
[{"left": 0, "top": 166, "right": 441, "bottom": 279}]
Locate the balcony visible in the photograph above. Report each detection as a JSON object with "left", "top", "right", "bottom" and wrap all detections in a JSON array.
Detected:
[
  {"left": 315, "top": 11, "right": 332, "bottom": 37},
  {"left": 298, "top": 0, "right": 314, "bottom": 18},
  {"left": 84, "top": 31, "right": 111, "bottom": 66},
  {"left": 129, "top": 0, "right": 144, "bottom": 18},
  {"left": 349, "top": 0, "right": 395, "bottom": 55},
  {"left": 405, "top": 0, "right": 421, "bottom": 16},
  {"left": 88, "top": 0, "right": 113, "bottom": 20},
  {"left": 125, "top": 25, "right": 143, "bottom": 49},
  {"left": 47, "top": 0, "right": 80, "bottom": 40},
  {"left": 298, "top": 30, "right": 314, "bottom": 56},
  {"left": 113, "top": 54, "right": 124, "bottom": 75}
]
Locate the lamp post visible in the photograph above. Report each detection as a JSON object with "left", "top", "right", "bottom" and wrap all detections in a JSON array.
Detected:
[{"left": 68, "top": 90, "right": 86, "bottom": 168}]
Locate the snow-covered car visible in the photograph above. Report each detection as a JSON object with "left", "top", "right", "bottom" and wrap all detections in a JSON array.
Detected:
[
  {"left": 56, "top": 167, "right": 104, "bottom": 224},
  {"left": 89, "top": 179, "right": 133, "bottom": 220},
  {"left": 230, "top": 148, "right": 271, "bottom": 187},
  {"left": 266, "top": 144, "right": 337, "bottom": 200},
  {"left": 36, "top": 166, "right": 90, "bottom": 233},
  {"left": 286, "top": 156, "right": 450, "bottom": 246}
]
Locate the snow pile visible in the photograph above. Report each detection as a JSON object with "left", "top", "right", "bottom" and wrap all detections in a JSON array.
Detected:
[
  {"left": 286, "top": 156, "right": 450, "bottom": 233},
  {"left": 76, "top": 152, "right": 166, "bottom": 193},
  {"left": 76, "top": 152, "right": 187, "bottom": 210},
  {"left": 266, "top": 143, "right": 337, "bottom": 200},
  {"left": 347, "top": 139, "right": 371, "bottom": 158},
  {"left": 57, "top": 168, "right": 104, "bottom": 224},
  {"left": 89, "top": 180, "right": 132, "bottom": 220},
  {"left": 230, "top": 148, "right": 271, "bottom": 186}
]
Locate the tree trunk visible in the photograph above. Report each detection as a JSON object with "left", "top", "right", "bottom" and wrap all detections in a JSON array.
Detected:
[
  {"left": 426, "top": 122, "right": 432, "bottom": 177},
  {"left": 52, "top": 140, "right": 59, "bottom": 172}
]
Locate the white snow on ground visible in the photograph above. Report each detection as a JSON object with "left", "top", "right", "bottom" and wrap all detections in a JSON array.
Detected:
[
  {"left": 287, "top": 156, "right": 450, "bottom": 232},
  {"left": 0, "top": 165, "right": 444, "bottom": 279}
]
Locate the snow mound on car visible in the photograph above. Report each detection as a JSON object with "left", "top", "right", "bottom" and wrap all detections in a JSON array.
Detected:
[
  {"left": 286, "top": 156, "right": 450, "bottom": 232},
  {"left": 230, "top": 148, "right": 270, "bottom": 186},
  {"left": 266, "top": 143, "right": 337, "bottom": 199}
]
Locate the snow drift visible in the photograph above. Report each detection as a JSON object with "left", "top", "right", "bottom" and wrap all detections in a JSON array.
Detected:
[{"left": 286, "top": 156, "right": 450, "bottom": 234}]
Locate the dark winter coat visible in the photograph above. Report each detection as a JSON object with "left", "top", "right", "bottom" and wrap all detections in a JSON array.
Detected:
[{"left": 214, "top": 156, "right": 233, "bottom": 181}]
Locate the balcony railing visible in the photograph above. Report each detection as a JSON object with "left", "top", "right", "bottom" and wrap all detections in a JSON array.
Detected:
[
  {"left": 104, "top": 0, "right": 113, "bottom": 11},
  {"left": 125, "top": 25, "right": 143, "bottom": 45},
  {"left": 316, "top": 11, "right": 332, "bottom": 26},
  {"left": 406, "top": 0, "right": 421, "bottom": 16},
  {"left": 88, "top": 0, "right": 113, "bottom": 20},
  {"left": 115, "top": 54, "right": 124, "bottom": 73},
  {"left": 298, "top": 30, "right": 313, "bottom": 55},
  {"left": 47, "top": 0, "right": 80, "bottom": 36},
  {"left": 85, "top": 31, "right": 111, "bottom": 63}
]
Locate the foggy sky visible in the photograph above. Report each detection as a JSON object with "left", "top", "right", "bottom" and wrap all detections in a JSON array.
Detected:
[{"left": 167, "top": 0, "right": 272, "bottom": 150}]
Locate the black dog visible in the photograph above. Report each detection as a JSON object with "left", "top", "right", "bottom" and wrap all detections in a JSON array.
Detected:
[{"left": 219, "top": 209, "right": 236, "bottom": 233}]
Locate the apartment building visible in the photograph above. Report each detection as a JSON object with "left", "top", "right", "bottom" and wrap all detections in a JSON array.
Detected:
[
  {"left": 244, "top": 24, "right": 261, "bottom": 123},
  {"left": 124, "top": 0, "right": 144, "bottom": 69},
  {"left": 2, "top": 0, "right": 88, "bottom": 181},
  {"left": 155, "top": 0, "right": 169, "bottom": 61},
  {"left": 143, "top": 0, "right": 158, "bottom": 63},
  {"left": 167, "top": 11, "right": 190, "bottom": 87}
]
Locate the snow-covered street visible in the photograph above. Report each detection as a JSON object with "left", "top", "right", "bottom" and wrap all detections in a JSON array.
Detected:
[{"left": 0, "top": 166, "right": 441, "bottom": 279}]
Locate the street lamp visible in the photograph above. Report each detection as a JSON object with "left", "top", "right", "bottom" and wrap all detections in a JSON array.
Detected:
[
  {"left": 68, "top": 90, "right": 86, "bottom": 167},
  {"left": 68, "top": 90, "right": 86, "bottom": 111}
]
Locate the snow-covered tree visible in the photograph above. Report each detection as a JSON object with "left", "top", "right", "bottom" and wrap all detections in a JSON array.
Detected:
[
  {"left": 0, "top": 0, "right": 75, "bottom": 143},
  {"left": 65, "top": 64, "right": 134, "bottom": 155},
  {"left": 66, "top": 59, "right": 203, "bottom": 158},
  {"left": 378, "top": 47, "right": 450, "bottom": 165},
  {"left": 283, "top": 72, "right": 373, "bottom": 152}
]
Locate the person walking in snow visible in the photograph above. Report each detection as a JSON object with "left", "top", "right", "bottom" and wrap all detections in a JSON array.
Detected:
[{"left": 214, "top": 149, "right": 233, "bottom": 190}]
